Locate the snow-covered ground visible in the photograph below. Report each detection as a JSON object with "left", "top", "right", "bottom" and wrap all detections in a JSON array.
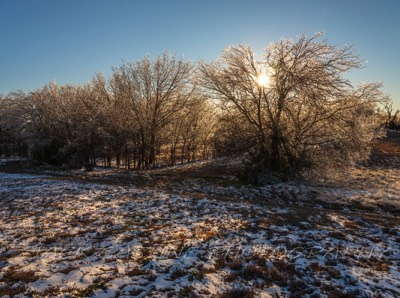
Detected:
[{"left": 0, "top": 165, "right": 399, "bottom": 298}]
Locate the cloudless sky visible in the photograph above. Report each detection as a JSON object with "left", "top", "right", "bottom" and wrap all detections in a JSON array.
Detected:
[{"left": 1, "top": 0, "right": 399, "bottom": 106}]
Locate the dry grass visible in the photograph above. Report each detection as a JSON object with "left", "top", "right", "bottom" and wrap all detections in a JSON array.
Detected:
[
  {"left": 70, "top": 279, "right": 109, "bottom": 297},
  {"left": 170, "top": 268, "right": 187, "bottom": 280},
  {"left": 129, "top": 288, "right": 145, "bottom": 296},
  {"left": 0, "top": 285, "right": 27, "bottom": 296},
  {"left": 309, "top": 262, "right": 324, "bottom": 272},
  {"left": 371, "top": 261, "right": 391, "bottom": 272},
  {"left": 218, "top": 288, "right": 255, "bottom": 298},
  {"left": 126, "top": 267, "right": 148, "bottom": 277},
  {"left": 2, "top": 266, "right": 39, "bottom": 283}
]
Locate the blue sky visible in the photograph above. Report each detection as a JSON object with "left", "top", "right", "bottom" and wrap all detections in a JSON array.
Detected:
[{"left": 1, "top": 0, "right": 399, "bottom": 106}]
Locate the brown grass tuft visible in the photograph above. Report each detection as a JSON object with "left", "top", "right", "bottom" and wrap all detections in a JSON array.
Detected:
[{"left": 2, "top": 266, "right": 39, "bottom": 283}]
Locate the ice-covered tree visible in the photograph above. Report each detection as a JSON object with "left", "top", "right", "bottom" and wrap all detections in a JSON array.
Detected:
[
  {"left": 110, "top": 52, "right": 194, "bottom": 168},
  {"left": 199, "top": 33, "right": 386, "bottom": 180}
]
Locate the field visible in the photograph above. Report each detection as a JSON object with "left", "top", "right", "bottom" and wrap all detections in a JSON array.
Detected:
[{"left": 0, "top": 132, "right": 400, "bottom": 297}]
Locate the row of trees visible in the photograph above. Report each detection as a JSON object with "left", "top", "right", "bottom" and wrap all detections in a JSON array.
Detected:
[
  {"left": 0, "top": 55, "right": 216, "bottom": 170},
  {"left": 0, "top": 33, "right": 390, "bottom": 180}
]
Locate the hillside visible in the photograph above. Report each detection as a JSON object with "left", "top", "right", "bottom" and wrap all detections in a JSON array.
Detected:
[{"left": 0, "top": 132, "right": 399, "bottom": 297}]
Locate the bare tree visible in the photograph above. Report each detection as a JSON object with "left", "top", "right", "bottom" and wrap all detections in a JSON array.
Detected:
[
  {"left": 165, "top": 93, "right": 216, "bottom": 164},
  {"left": 199, "top": 33, "right": 386, "bottom": 179},
  {"left": 25, "top": 82, "right": 102, "bottom": 169},
  {"left": 79, "top": 73, "right": 133, "bottom": 168},
  {"left": 0, "top": 91, "right": 30, "bottom": 157},
  {"left": 382, "top": 102, "right": 400, "bottom": 129},
  {"left": 110, "top": 52, "right": 194, "bottom": 168}
]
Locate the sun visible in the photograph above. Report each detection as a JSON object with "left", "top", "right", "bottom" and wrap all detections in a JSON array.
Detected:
[{"left": 256, "top": 74, "right": 269, "bottom": 87}]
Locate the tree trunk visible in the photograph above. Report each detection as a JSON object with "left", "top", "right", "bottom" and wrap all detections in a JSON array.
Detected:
[
  {"left": 116, "top": 153, "right": 121, "bottom": 168},
  {"left": 270, "top": 131, "right": 280, "bottom": 172}
]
